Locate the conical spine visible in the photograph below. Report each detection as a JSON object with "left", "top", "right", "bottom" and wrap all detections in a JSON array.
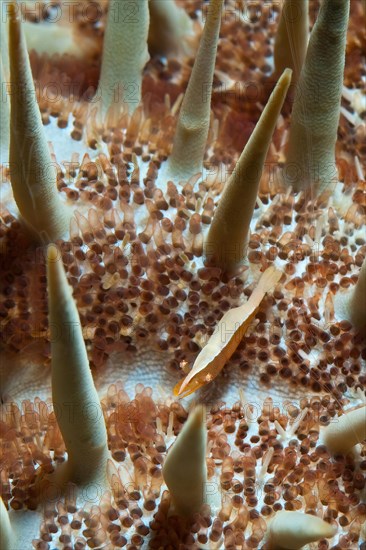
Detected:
[
  {"left": 166, "top": 0, "right": 223, "bottom": 182},
  {"left": 162, "top": 405, "right": 207, "bottom": 516},
  {"left": 274, "top": 0, "right": 309, "bottom": 86},
  {"left": 47, "top": 244, "right": 109, "bottom": 485},
  {"left": 283, "top": 0, "right": 350, "bottom": 196},
  {"left": 8, "top": 2, "right": 69, "bottom": 242},
  {"left": 205, "top": 69, "right": 292, "bottom": 271},
  {"left": 96, "top": 0, "right": 150, "bottom": 116}
]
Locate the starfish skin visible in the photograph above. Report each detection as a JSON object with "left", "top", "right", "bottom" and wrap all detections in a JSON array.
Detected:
[{"left": 0, "top": 1, "right": 365, "bottom": 549}]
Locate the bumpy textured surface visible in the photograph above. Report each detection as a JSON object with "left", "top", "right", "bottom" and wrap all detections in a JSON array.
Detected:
[
  {"left": 0, "top": 1, "right": 365, "bottom": 549},
  {"left": 273, "top": 0, "right": 309, "bottom": 85},
  {"left": 8, "top": 4, "right": 69, "bottom": 242},
  {"left": 283, "top": 0, "right": 350, "bottom": 195},
  {"left": 96, "top": 0, "right": 150, "bottom": 115}
]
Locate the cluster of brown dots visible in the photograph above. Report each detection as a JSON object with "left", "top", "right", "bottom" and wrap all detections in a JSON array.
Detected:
[
  {"left": 0, "top": 0, "right": 365, "bottom": 548},
  {"left": 1, "top": 158, "right": 365, "bottom": 400},
  {"left": 18, "top": 0, "right": 366, "bottom": 151},
  {"left": 1, "top": 385, "right": 364, "bottom": 548},
  {"left": 1, "top": 0, "right": 365, "bottom": 395}
]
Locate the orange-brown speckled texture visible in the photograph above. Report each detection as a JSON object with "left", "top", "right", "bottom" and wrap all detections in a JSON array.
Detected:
[{"left": 0, "top": 1, "right": 365, "bottom": 548}]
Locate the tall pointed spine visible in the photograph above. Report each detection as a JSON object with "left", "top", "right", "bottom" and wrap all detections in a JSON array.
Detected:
[
  {"left": 166, "top": 0, "right": 223, "bottom": 182},
  {"left": 274, "top": 0, "right": 309, "bottom": 86},
  {"left": 283, "top": 0, "right": 350, "bottom": 196},
  {"left": 267, "top": 511, "right": 337, "bottom": 549},
  {"left": 205, "top": 69, "right": 292, "bottom": 272},
  {"left": 323, "top": 405, "right": 366, "bottom": 455},
  {"left": 96, "top": 0, "right": 150, "bottom": 116},
  {"left": 0, "top": 57, "right": 10, "bottom": 158},
  {"left": 47, "top": 244, "right": 109, "bottom": 485},
  {"left": 8, "top": 2, "right": 69, "bottom": 242},
  {"left": 162, "top": 405, "right": 207, "bottom": 516},
  {"left": 1, "top": 0, "right": 10, "bottom": 157},
  {"left": 0, "top": 498, "right": 12, "bottom": 550},
  {"left": 148, "top": 0, "right": 193, "bottom": 56}
]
